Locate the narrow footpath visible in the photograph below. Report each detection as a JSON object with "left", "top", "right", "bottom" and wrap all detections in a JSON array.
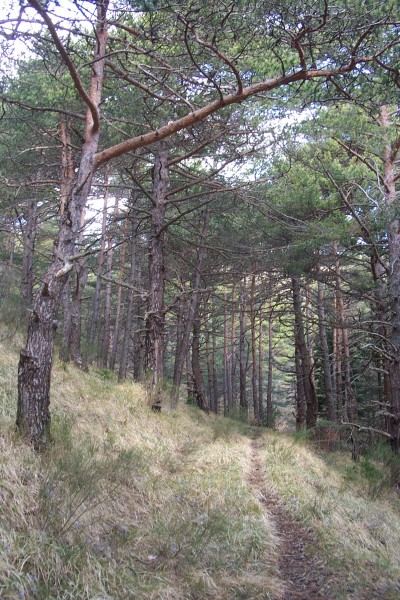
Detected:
[{"left": 247, "top": 434, "right": 335, "bottom": 600}]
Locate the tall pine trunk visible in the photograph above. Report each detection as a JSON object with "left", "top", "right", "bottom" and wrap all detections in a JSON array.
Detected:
[
  {"left": 292, "top": 275, "right": 318, "bottom": 428},
  {"left": 172, "top": 210, "right": 209, "bottom": 402},
  {"left": 250, "top": 273, "right": 259, "bottom": 423},
  {"left": 88, "top": 169, "right": 110, "bottom": 358},
  {"left": 239, "top": 276, "right": 247, "bottom": 415},
  {"left": 109, "top": 219, "right": 128, "bottom": 371},
  {"left": 16, "top": 3, "right": 109, "bottom": 447},
  {"left": 316, "top": 269, "right": 336, "bottom": 422},
  {"left": 265, "top": 302, "right": 274, "bottom": 428},
  {"left": 145, "top": 145, "right": 169, "bottom": 408},
  {"left": 118, "top": 198, "right": 138, "bottom": 382}
]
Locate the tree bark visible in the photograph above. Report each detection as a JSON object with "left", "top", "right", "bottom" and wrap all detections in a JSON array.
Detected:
[
  {"left": 334, "top": 245, "right": 359, "bottom": 458},
  {"left": 172, "top": 210, "right": 210, "bottom": 402},
  {"left": 192, "top": 302, "right": 208, "bottom": 411},
  {"left": 16, "top": 2, "right": 109, "bottom": 447},
  {"left": 223, "top": 289, "right": 231, "bottom": 415},
  {"left": 145, "top": 145, "right": 169, "bottom": 408},
  {"left": 69, "top": 210, "right": 88, "bottom": 370}
]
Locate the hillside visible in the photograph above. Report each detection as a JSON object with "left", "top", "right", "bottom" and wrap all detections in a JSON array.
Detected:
[{"left": 1, "top": 335, "right": 400, "bottom": 599}]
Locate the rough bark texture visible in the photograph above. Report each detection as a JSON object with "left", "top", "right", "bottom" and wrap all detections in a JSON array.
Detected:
[
  {"left": 173, "top": 211, "right": 209, "bottom": 404},
  {"left": 189, "top": 212, "right": 210, "bottom": 411},
  {"left": 100, "top": 198, "right": 117, "bottom": 368},
  {"left": 16, "top": 2, "right": 109, "bottom": 447},
  {"left": 69, "top": 259, "right": 89, "bottom": 370},
  {"left": 191, "top": 303, "right": 208, "bottom": 411},
  {"left": 146, "top": 146, "right": 169, "bottom": 408}
]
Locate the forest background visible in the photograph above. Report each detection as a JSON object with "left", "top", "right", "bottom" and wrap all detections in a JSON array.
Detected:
[{"left": 0, "top": 0, "right": 399, "bottom": 456}]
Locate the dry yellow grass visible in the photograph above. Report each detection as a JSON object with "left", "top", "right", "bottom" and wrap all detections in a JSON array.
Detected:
[
  {"left": 2, "top": 333, "right": 400, "bottom": 599},
  {"left": 0, "top": 341, "right": 281, "bottom": 600},
  {"left": 259, "top": 433, "right": 400, "bottom": 599}
]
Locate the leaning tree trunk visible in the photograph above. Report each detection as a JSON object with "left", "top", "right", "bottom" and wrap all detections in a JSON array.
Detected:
[
  {"left": 145, "top": 145, "right": 169, "bottom": 409},
  {"left": 16, "top": 4, "right": 108, "bottom": 447},
  {"left": 59, "top": 117, "right": 75, "bottom": 363}
]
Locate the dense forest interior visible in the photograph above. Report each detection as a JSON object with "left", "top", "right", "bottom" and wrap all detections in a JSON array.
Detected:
[{"left": 0, "top": 0, "right": 399, "bottom": 454}]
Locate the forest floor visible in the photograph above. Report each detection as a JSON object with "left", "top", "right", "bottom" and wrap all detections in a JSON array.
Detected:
[{"left": 1, "top": 336, "right": 400, "bottom": 599}]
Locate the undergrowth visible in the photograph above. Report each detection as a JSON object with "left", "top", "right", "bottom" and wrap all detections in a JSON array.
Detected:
[
  {"left": 0, "top": 343, "right": 280, "bottom": 600},
  {"left": 1, "top": 334, "right": 400, "bottom": 599}
]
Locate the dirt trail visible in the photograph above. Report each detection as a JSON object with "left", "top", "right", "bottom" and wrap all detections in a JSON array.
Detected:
[{"left": 247, "top": 435, "right": 335, "bottom": 600}]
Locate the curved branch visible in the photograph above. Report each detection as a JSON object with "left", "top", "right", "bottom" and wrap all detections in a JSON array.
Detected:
[{"left": 94, "top": 63, "right": 364, "bottom": 168}]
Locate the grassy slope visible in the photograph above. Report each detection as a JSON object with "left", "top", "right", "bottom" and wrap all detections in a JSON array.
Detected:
[{"left": 0, "top": 333, "right": 399, "bottom": 599}]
